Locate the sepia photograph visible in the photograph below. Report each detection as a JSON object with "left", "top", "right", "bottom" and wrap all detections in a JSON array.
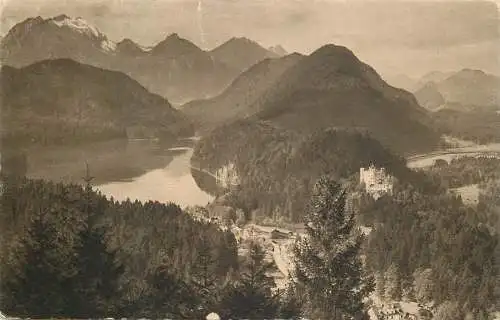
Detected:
[{"left": 0, "top": 0, "right": 499, "bottom": 319}]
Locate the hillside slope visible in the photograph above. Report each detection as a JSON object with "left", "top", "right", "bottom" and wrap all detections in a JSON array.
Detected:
[
  {"left": 192, "top": 120, "right": 428, "bottom": 222},
  {"left": 414, "top": 69, "right": 500, "bottom": 111},
  {"left": 414, "top": 81, "right": 445, "bottom": 110},
  {"left": 1, "top": 59, "right": 193, "bottom": 146},
  {"left": 182, "top": 53, "right": 303, "bottom": 130},
  {"left": 249, "top": 45, "right": 439, "bottom": 155}
]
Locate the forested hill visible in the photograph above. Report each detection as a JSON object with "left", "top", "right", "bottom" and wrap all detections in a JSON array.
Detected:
[
  {"left": 1, "top": 59, "right": 194, "bottom": 147},
  {"left": 192, "top": 120, "right": 435, "bottom": 222},
  {"left": 247, "top": 44, "right": 441, "bottom": 155},
  {"left": 182, "top": 53, "right": 303, "bottom": 131},
  {"left": 187, "top": 44, "right": 441, "bottom": 155}
]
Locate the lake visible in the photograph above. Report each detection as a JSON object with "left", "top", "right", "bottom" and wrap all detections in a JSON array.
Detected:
[
  {"left": 12, "top": 139, "right": 500, "bottom": 207},
  {"left": 13, "top": 139, "right": 214, "bottom": 208}
]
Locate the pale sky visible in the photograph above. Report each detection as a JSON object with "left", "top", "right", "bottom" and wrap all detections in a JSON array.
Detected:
[{"left": 1, "top": 0, "right": 499, "bottom": 78}]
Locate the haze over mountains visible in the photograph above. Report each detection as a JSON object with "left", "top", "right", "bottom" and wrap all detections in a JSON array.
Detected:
[
  {"left": 0, "top": 15, "right": 284, "bottom": 105},
  {"left": 413, "top": 69, "right": 500, "bottom": 111}
]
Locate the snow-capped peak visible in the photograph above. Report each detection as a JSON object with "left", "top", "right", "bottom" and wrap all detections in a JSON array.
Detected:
[
  {"left": 51, "top": 15, "right": 101, "bottom": 39},
  {"left": 49, "top": 15, "right": 116, "bottom": 52},
  {"left": 101, "top": 39, "right": 117, "bottom": 53},
  {"left": 269, "top": 45, "right": 288, "bottom": 56}
]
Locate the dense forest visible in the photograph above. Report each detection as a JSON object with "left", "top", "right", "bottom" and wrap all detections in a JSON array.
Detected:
[
  {"left": 1, "top": 154, "right": 499, "bottom": 318},
  {"left": 1, "top": 170, "right": 379, "bottom": 319},
  {"left": 427, "top": 156, "right": 500, "bottom": 189},
  {"left": 355, "top": 178, "right": 499, "bottom": 319},
  {"left": 0, "top": 177, "right": 240, "bottom": 318},
  {"left": 0, "top": 173, "right": 379, "bottom": 319},
  {"left": 192, "top": 120, "right": 439, "bottom": 223},
  {"left": 432, "top": 109, "right": 500, "bottom": 144}
]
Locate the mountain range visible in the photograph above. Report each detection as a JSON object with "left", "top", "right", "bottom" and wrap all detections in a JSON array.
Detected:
[
  {"left": 385, "top": 71, "right": 456, "bottom": 92},
  {"left": 414, "top": 69, "right": 500, "bottom": 111},
  {"left": 187, "top": 44, "right": 440, "bottom": 155},
  {"left": 0, "top": 15, "right": 283, "bottom": 105},
  {"left": 7, "top": 14, "right": 492, "bottom": 155},
  {"left": 209, "top": 37, "right": 280, "bottom": 72},
  {"left": 1, "top": 59, "right": 193, "bottom": 146}
]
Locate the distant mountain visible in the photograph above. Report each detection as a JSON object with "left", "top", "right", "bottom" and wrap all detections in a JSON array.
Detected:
[
  {"left": 123, "top": 33, "right": 235, "bottom": 105},
  {"left": 0, "top": 15, "right": 236, "bottom": 104},
  {"left": 436, "top": 69, "right": 500, "bottom": 107},
  {"left": 413, "top": 81, "right": 445, "bottom": 110},
  {"left": 210, "top": 37, "right": 279, "bottom": 73},
  {"left": 268, "top": 45, "right": 288, "bottom": 56},
  {"left": 419, "top": 70, "right": 455, "bottom": 85},
  {"left": 115, "top": 38, "right": 147, "bottom": 57},
  {"left": 247, "top": 44, "right": 439, "bottom": 154},
  {"left": 182, "top": 53, "right": 304, "bottom": 130},
  {"left": 414, "top": 69, "right": 500, "bottom": 111},
  {"left": 1, "top": 59, "right": 193, "bottom": 146},
  {"left": 150, "top": 33, "right": 202, "bottom": 57},
  {"left": 1, "top": 15, "right": 113, "bottom": 67}
]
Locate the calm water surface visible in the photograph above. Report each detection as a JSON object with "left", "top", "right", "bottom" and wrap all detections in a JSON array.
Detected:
[{"left": 20, "top": 139, "right": 214, "bottom": 208}]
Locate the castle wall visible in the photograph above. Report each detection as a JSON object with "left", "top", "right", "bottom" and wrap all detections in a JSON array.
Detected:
[{"left": 360, "top": 165, "right": 393, "bottom": 199}]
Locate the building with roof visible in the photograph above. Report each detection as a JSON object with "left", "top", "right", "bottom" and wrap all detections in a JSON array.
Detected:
[{"left": 360, "top": 164, "right": 394, "bottom": 199}]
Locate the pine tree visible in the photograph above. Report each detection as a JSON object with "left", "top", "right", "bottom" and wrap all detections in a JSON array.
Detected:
[
  {"left": 67, "top": 166, "right": 124, "bottom": 317},
  {"left": 218, "top": 241, "right": 279, "bottom": 319},
  {"left": 153, "top": 262, "right": 198, "bottom": 318},
  {"left": 126, "top": 259, "right": 197, "bottom": 319},
  {"left": 189, "top": 233, "right": 222, "bottom": 317},
  {"left": 293, "top": 177, "right": 374, "bottom": 319},
  {"left": 2, "top": 208, "right": 75, "bottom": 318}
]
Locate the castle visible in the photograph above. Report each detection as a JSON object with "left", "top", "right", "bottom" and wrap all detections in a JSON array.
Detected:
[
  {"left": 360, "top": 164, "right": 394, "bottom": 199},
  {"left": 215, "top": 162, "right": 240, "bottom": 188}
]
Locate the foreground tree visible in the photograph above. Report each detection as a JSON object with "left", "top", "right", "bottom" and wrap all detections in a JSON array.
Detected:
[
  {"left": 218, "top": 241, "right": 279, "bottom": 319},
  {"left": 190, "top": 234, "right": 222, "bottom": 316},
  {"left": 67, "top": 170, "right": 124, "bottom": 317},
  {"left": 293, "top": 177, "right": 373, "bottom": 319},
  {"left": 131, "top": 262, "right": 197, "bottom": 318},
  {"left": 69, "top": 221, "right": 125, "bottom": 317},
  {"left": 1, "top": 208, "right": 75, "bottom": 317}
]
